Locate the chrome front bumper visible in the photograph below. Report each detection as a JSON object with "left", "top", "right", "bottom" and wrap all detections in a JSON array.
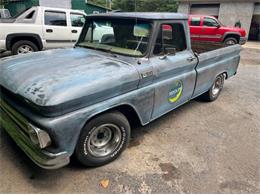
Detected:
[
  {"left": 239, "top": 37, "right": 247, "bottom": 45},
  {"left": 0, "top": 100, "right": 70, "bottom": 169}
]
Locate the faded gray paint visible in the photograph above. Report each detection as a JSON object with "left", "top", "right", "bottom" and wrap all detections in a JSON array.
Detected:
[
  {"left": 0, "top": 13, "right": 241, "bottom": 164},
  {"left": 0, "top": 48, "right": 140, "bottom": 115},
  {"left": 39, "top": 0, "right": 72, "bottom": 9}
]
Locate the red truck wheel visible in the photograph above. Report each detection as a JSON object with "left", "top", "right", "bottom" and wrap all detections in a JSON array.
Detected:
[{"left": 224, "top": 37, "right": 238, "bottom": 46}]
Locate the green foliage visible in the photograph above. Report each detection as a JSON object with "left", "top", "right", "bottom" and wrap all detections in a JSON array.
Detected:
[
  {"left": 88, "top": 0, "right": 178, "bottom": 12},
  {"left": 112, "top": 0, "right": 178, "bottom": 12},
  {"left": 88, "top": 0, "right": 108, "bottom": 7},
  {"left": 112, "top": 0, "right": 135, "bottom": 11}
]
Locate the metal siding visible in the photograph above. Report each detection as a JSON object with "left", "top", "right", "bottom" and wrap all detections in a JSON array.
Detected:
[
  {"left": 190, "top": 5, "right": 220, "bottom": 16},
  {"left": 71, "top": 0, "right": 86, "bottom": 12},
  {"left": 39, "top": 0, "right": 71, "bottom": 9},
  {"left": 85, "top": 3, "right": 107, "bottom": 14},
  {"left": 4, "top": 0, "right": 39, "bottom": 16}
]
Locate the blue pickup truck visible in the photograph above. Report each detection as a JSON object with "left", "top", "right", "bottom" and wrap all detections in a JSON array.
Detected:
[{"left": 0, "top": 13, "right": 241, "bottom": 169}]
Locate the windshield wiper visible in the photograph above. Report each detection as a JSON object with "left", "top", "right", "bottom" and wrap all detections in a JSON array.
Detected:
[
  {"left": 76, "top": 44, "right": 92, "bottom": 49},
  {"left": 77, "top": 43, "right": 118, "bottom": 57}
]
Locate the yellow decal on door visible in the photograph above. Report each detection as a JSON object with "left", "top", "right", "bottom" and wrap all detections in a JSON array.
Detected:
[{"left": 168, "top": 80, "right": 183, "bottom": 103}]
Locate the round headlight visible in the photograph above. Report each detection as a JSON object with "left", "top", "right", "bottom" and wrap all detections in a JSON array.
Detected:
[
  {"left": 28, "top": 124, "right": 51, "bottom": 149},
  {"left": 28, "top": 124, "right": 40, "bottom": 145}
]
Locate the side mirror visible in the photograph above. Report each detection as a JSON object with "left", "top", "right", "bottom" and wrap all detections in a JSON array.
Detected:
[{"left": 159, "top": 54, "right": 168, "bottom": 60}]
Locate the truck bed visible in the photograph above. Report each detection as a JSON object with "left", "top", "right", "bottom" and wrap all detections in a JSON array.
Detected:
[
  {"left": 192, "top": 44, "right": 241, "bottom": 98},
  {"left": 191, "top": 41, "right": 226, "bottom": 54}
]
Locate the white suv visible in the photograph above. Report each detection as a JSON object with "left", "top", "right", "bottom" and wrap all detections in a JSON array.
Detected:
[{"left": 0, "top": 6, "right": 86, "bottom": 55}]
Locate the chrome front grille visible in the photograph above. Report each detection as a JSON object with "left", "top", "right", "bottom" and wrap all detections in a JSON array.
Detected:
[{"left": 0, "top": 99, "right": 30, "bottom": 135}]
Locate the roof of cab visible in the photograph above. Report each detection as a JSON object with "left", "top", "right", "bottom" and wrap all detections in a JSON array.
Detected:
[{"left": 87, "top": 12, "right": 188, "bottom": 20}]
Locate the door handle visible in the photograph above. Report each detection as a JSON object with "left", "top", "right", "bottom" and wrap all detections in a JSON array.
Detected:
[
  {"left": 46, "top": 29, "right": 53, "bottom": 33},
  {"left": 141, "top": 71, "right": 153, "bottom": 79},
  {"left": 187, "top": 56, "right": 196, "bottom": 62},
  {"left": 71, "top": 30, "right": 78, "bottom": 33}
]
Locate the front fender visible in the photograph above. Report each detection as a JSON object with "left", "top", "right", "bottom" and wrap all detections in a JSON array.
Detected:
[
  {"left": 221, "top": 32, "right": 241, "bottom": 42},
  {"left": 25, "top": 85, "right": 155, "bottom": 156}
]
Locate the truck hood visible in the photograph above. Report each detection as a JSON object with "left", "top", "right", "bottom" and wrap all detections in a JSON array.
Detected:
[{"left": 0, "top": 48, "right": 140, "bottom": 115}]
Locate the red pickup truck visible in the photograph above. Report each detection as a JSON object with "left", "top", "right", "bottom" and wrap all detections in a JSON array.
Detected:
[{"left": 188, "top": 15, "right": 247, "bottom": 45}]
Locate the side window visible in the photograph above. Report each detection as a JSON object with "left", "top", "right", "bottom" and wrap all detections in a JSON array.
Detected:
[
  {"left": 190, "top": 17, "right": 201, "bottom": 26},
  {"left": 25, "top": 10, "right": 35, "bottom": 19},
  {"left": 70, "top": 13, "right": 85, "bottom": 27},
  {"left": 203, "top": 17, "right": 219, "bottom": 27},
  {"left": 44, "top": 11, "right": 67, "bottom": 26},
  {"left": 85, "top": 22, "right": 115, "bottom": 43},
  {"left": 153, "top": 23, "right": 187, "bottom": 55}
]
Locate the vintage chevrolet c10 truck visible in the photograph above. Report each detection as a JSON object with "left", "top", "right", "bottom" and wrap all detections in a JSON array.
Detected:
[{"left": 0, "top": 13, "right": 241, "bottom": 169}]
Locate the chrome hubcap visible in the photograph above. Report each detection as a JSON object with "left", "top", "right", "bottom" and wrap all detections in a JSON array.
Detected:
[
  {"left": 17, "top": 45, "right": 34, "bottom": 54},
  {"left": 87, "top": 124, "right": 121, "bottom": 157},
  {"left": 226, "top": 40, "right": 236, "bottom": 45},
  {"left": 212, "top": 77, "right": 223, "bottom": 96}
]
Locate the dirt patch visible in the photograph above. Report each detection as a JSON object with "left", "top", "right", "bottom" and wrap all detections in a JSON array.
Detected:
[
  {"left": 219, "top": 181, "right": 260, "bottom": 193},
  {"left": 128, "top": 138, "right": 141, "bottom": 148},
  {"left": 159, "top": 163, "right": 182, "bottom": 181}
]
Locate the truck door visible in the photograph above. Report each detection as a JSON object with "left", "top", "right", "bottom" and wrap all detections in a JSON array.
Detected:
[
  {"left": 201, "top": 17, "right": 222, "bottom": 42},
  {"left": 150, "top": 22, "right": 198, "bottom": 119},
  {"left": 43, "top": 10, "right": 72, "bottom": 49},
  {"left": 189, "top": 16, "right": 203, "bottom": 41},
  {"left": 69, "top": 12, "right": 86, "bottom": 46}
]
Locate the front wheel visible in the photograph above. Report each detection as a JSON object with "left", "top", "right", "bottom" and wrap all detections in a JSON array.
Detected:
[
  {"left": 224, "top": 37, "right": 238, "bottom": 46},
  {"left": 200, "top": 74, "right": 225, "bottom": 102},
  {"left": 75, "top": 111, "right": 131, "bottom": 167}
]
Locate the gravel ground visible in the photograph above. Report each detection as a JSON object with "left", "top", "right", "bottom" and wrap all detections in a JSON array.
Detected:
[{"left": 0, "top": 47, "right": 259, "bottom": 193}]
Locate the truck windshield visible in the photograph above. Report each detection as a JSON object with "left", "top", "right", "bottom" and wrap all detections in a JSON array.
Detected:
[{"left": 77, "top": 18, "right": 152, "bottom": 57}]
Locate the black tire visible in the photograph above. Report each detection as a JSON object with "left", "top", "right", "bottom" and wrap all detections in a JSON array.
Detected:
[
  {"left": 75, "top": 111, "right": 131, "bottom": 167},
  {"left": 11, "top": 40, "right": 38, "bottom": 55},
  {"left": 224, "top": 37, "right": 238, "bottom": 46},
  {"left": 200, "top": 74, "right": 225, "bottom": 102}
]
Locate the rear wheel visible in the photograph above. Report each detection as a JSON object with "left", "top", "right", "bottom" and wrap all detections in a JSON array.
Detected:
[
  {"left": 75, "top": 111, "right": 131, "bottom": 167},
  {"left": 200, "top": 74, "right": 225, "bottom": 102},
  {"left": 224, "top": 37, "right": 238, "bottom": 46},
  {"left": 11, "top": 40, "right": 38, "bottom": 55}
]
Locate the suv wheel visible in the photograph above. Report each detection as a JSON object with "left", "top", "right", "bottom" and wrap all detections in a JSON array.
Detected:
[
  {"left": 224, "top": 37, "right": 238, "bottom": 46},
  {"left": 12, "top": 40, "right": 38, "bottom": 55},
  {"left": 75, "top": 111, "right": 131, "bottom": 167}
]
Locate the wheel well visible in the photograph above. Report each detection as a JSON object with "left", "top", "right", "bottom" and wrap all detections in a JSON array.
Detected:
[
  {"left": 9, "top": 36, "right": 42, "bottom": 50},
  {"left": 224, "top": 34, "right": 240, "bottom": 43},
  {"left": 114, "top": 105, "right": 142, "bottom": 128},
  {"left": 85, "top": 105, "right": 142, "bottom": 129}
]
